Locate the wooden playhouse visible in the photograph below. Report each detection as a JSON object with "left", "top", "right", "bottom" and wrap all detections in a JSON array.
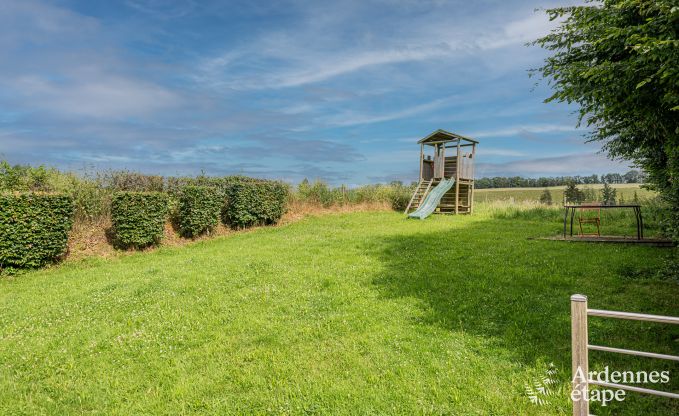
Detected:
[{"left": 404, "top": 129, "right": 478, "bottom": 215}]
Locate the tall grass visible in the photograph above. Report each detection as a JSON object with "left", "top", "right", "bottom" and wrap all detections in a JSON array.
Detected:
[
  {"left": 292, "top": 179, "right": 413, "bottom": 209},
  {"left": 475, "top": 198, "right": 668, "bottom": 237}
]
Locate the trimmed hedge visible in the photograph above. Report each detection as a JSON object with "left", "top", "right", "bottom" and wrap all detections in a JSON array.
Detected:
[
  {"left": 177, "top": 186, "right": 221, "bottom": 238},
  {"left": 0, "top": 193, "right": 74, "bottom": 268},
  {"left": 111, "top": 192, "right": 168, "bottom": 249},
  {"left": 222, "top": 179, "right": 288, "bottom": 228}
]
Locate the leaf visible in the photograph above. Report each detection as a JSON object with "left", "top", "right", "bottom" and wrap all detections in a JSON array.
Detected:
[{"left": 635, "top": 77, "right": 652, "bottom": 89}]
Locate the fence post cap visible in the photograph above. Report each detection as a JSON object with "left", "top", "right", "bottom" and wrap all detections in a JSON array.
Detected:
[{"left": 571, "top": 294, "right": 588, "bottom": 302}]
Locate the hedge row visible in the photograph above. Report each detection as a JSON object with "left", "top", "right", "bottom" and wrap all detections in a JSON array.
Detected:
[
  {"left": 177, "top": 186, "right": 221, "bottom": 238},
  {"left": 0, "top": 193, "right": 74, "bottom": 268},
  {"left": 109, "top": 178, "right": 288, "bottom": 246},
  {"left": 222, "top": 179, "right": 288, "bottom": 228},
  {"left": 0, "top": 177, "right": 288, "bottom": 269},
  {"left": 111, "top": 192, "right": 169, "bottom": 249}
]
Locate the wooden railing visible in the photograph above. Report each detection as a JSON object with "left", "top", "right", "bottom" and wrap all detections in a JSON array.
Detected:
[
  {"left": 459, "top": 152, "right": 474, "bottom": 179},
  {"left": 571, "top": 294, "right": 679, "bottom": 415}
]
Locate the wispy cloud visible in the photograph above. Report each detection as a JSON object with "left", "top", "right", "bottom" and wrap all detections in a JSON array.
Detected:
[
  {"left": 320, "top": 98, "right": 455, "bottom": 128},
  {"left": 471, "top": 124, "right": 579, "bottom": 138},
  {"left": 475, "top": 13, "right": 557, "bottom": 50},
  {"left": 192, "top": 6, "right": 558, "bottom": 91},
  {"left": 477, "top": 153, "right": 631, "bottom": 177},
  {"left": 11, "top": 75, "right": 181, "bottom": 119},
  {"left": 125, "top": 0, "right": 198, "bottom": 19},
  {"left": 477, "top": 147, "right": 527, "bottom": 157}
]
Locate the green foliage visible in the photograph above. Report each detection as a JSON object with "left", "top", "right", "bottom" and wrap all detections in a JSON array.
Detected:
[
  {"left": 294, "top": 178, "right": 415, "bottom": 208},
  {"left": 297, "top": 179, "right": 341, "bottom": 207},
  {"left": 390, "top": 186, "right": 412, "bottom": 211},
  {"left": 177, "top": 186, "right": 221, "bottom": 238},
  {"left": 643, "top": 196, "right": 679, "bottom": 239},
  {"left": 539, "top": 188, "right": 553, "bottom": 205},
  {"left": 581, "top": 187, "right": 598, "bottom": 203},
  {"left": 601, "top": 182, "right": 617, "bottom": 205},
  {"left": 110, "top": 192, "right": 169, "bottom": 249},
  {"left": 534, "top": 0, "right": 679, "bottom": 239},
  {"left": 0, "top": 161, "right": 64, "bottom": 192},
  {"left": 0, "top": 193, "right": 74, "bottom": 268},
  {"left": 222, "top": 179, "right": 288, "bottom": 228},
  {"left": 564, "top": 182, "right": 584, "bottom": 204}
]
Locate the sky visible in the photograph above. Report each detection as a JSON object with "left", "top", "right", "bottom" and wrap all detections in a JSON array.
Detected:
[{"left": 0, "top": 0, "right": 632, "bottom": 185}]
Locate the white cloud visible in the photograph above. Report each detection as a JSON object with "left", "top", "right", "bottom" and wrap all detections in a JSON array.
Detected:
[
  {"left": 12, "top": 75, "right": 181, "bottom": 119},
  {"left": 193, "top": 8, "right": 555, "bottom": 91},
  {"left": 477, "top": 147, "right": 526, "bottom": 157},
  {"left": 477, "top": 153, "right": 631, "bottom": 177},
  {"left": 471, "top": 124, "right": 579, "bottom": 138},
  {"left": 0, "top": 0, "right": 184, "bottom": 121},
  {"left": 263, "top": 46, "right": 452, "bottom": 89},
  {"left": 475, "top": 13, "right": 556, "bottom": 50},
  {"left": 321, "top": 97, "right": 454, "bottom": 127}
]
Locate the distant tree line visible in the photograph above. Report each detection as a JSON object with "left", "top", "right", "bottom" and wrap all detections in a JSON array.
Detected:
[{"left": 474, "top": 170, "right": 644, "bottom": 189}]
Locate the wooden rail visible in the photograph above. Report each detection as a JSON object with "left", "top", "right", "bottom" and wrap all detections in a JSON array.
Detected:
[{"left": 571, "top": 294, "right": 679, "bottom": 415}]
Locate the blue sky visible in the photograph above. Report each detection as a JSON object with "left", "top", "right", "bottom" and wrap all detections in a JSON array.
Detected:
[{"left": 0, "top": 0, "right": 631, "bottom": 185}]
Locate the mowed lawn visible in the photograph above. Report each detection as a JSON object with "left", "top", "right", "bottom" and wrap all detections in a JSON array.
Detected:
[{"left": 1, "top": 212, "right": 677, "bottom": 415}]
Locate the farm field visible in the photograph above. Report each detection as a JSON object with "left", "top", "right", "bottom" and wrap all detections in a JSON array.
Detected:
[
  {"left": 1, "top": 211, "right": 677, "bottom": 415},
  {"left": 474, "top": 183, "right": 654, "bottom": 203}
]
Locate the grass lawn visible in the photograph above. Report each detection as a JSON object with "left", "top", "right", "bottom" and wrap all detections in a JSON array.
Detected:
[{"left": 1, "top": 211, "right": 677, "bottom": 415}]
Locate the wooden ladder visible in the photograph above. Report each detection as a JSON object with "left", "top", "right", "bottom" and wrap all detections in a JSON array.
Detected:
[{"left": 404, "top": 179, "right": 433, "bottom": 214}]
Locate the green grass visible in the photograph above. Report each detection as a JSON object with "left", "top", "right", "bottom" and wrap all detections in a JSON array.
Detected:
[
  {"left": 475, "top": 183, "right": 655, "bottom": 203},
  {"left": 1, "top": 211, "right": 677, "bottom": 415}
]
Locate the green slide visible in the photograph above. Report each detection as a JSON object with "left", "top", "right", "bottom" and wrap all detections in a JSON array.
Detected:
[{"left": 408, "top": 178, "right": 455, "bottom": 219}]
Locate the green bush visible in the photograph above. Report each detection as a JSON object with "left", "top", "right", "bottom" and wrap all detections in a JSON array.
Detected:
[
  {"left": 390, "top": 187, "right": 412, "bottom": 212},
  {"left": 0, "top": 193, "right": 74, "bottom": 268},
  {"left": 222, "top": 180, "right": 288, "bottom": 228},
  {"left": 111, "top": 192, "right": 169, "bottom": 249},
  {"left": 177, "top": 186, "right": 222, "bottom": 238}
]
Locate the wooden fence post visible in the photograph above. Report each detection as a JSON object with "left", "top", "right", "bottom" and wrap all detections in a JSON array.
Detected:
[{"left": 571, "top": 294, "right": 589, "bottom": 416}]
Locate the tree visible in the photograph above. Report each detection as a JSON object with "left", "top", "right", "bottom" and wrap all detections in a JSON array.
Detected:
[
  {"left": 601, "top": 182, "right": 617, "bottom": 205},
  {"left": 539, "top": 188, "right": 553, "bottom": 205},
  {"left": 534, "top": 1, "right": 678, "bottom": 239},
  {"left": 623, "top": 170, "right": 642, "bottom": 184},
  {"left": 564, "top": 182, "right": 584, "bottom": 204}
]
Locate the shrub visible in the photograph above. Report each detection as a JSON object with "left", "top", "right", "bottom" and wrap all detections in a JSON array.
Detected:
[
  {"left": 111, "top": 192, "right": 169, "bottom": 249},
  {"left": 177, "top": 186, "right": 221, "bottom": 238},
  {"left": 0, "top": 193, "right": 74, "bottom": 268},
  {"left": 391, "top": 187, "right": 412, "bottom": 212},
  {"left": 539, "top": 189, "right": 553, "bottom": 205},
  {"left": 601, "top": 182, "right": 617, "bottom": 206},
  {"left": 222, "top": 180, "right": 288, "bottom": 228},
  {"left": 564, "top": 182, "right": 584, "bottom": 204}
]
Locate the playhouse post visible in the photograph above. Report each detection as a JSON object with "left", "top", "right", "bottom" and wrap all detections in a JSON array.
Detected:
[
  {"left": 419, "top": 144, "right": 424, "bottom": 181},
  {"left": 471, "top": 143, "right": 476, "bottom": 214},
  {"left": 455, "top": 139, "right": 460, "bottom": 214}
]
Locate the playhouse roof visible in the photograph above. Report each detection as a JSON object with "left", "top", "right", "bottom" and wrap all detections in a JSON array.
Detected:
[{"left": 417, "top": 129, "right": 478, "bottom": 145}]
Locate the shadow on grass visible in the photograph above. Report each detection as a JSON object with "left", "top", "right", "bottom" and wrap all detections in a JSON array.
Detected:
[
  {"left": 367, "top": 215, "right": 679, "bottom": 415},
  {"left": 369, "top": 218, "right": 574, "bottom": 368}
]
